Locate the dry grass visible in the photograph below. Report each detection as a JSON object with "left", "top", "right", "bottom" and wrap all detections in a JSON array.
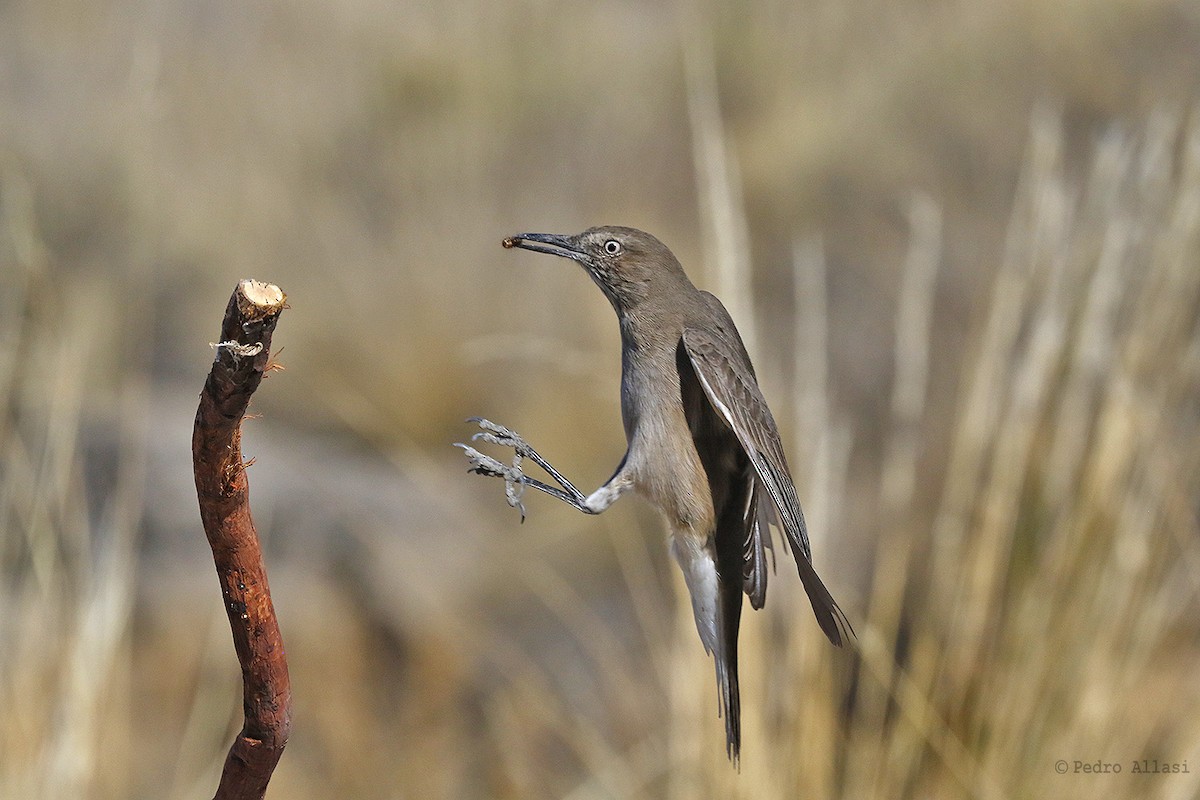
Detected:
[
  {"left": 691, "top": 107, "right": 1200, "bottom": 799},
  {"left": 2, "top": 1, "right": 1200, "bottom": 798},
  {"left": 0, "top": 181, "right": 144, "bottom": 800}
]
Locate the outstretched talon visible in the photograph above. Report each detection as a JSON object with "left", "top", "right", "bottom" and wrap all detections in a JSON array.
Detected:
[
  {"left": 467, "top": 417, "right": 588, "bottom": 499},
  {"left": 455, "top": 442, "right": 528, "bottom": 521},
  {"left": 458, "top": 417, "right": 597, "bottom": 516},
  {"left": 467, "top": 417, "right": 534, "bottom": 457}
]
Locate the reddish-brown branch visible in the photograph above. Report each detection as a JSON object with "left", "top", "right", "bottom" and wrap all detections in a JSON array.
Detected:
[{"left": 192, "top": 280, "right": 291, "bottom": 800}]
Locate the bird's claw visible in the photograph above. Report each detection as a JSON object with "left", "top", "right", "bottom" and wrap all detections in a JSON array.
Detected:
[
  {"left": 467, "top": 417, "right": 533, "bottom": 458},
  {"left": 455, "top": 440, "right": 528, "bottom": 522}
]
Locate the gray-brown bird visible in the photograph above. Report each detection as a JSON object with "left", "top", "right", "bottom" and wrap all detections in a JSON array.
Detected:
[{"left": 459, "top": 226, "right": 851, "bottom": 762}]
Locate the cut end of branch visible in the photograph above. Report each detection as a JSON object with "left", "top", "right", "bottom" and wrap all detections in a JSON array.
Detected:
[{"left": 237, "top": 280, "right": 286, "bottom": 320}]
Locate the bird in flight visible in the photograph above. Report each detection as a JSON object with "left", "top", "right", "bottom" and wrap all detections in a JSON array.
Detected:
[{"left": 459, "top": 226, "right": 852, "bottom": 762}]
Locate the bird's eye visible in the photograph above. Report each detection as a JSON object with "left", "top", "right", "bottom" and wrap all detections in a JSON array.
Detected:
[{"left": 604, "top": 240, "right": 621, "bottom": 255}]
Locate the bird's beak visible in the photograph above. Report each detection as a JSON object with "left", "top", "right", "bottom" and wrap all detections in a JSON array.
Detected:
[{"left": 502, "top": 232, "right": 585, "bottom": 263}]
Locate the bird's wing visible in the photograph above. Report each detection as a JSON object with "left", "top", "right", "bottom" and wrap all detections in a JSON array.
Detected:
[
  {"left": 681, "top": 311, "right": 852, "bottom": 646},
  {"left": 742, "top": 474, "right": 769, "bottom": 609}
]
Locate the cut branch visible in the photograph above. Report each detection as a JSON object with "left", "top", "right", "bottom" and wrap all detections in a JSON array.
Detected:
[{"left": 192, "top": 279, "right": 291, "bottom": 800}]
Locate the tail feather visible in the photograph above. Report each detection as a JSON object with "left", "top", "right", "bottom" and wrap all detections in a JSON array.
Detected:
[
  {"left": 715, "top": 565, "right": 743, "bottom": 763},
  {"left": 715, "top": 481, "right": 748, "bottom": 763},
  {"left": 672, "top": 536, "right": 744, "bottom": 763}
]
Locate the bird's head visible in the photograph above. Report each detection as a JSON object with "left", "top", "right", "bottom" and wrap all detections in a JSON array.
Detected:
[{"left": 503, "top": 226, "right": 689, "bottom": 313}]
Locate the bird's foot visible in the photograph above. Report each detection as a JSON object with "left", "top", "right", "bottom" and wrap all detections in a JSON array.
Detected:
[
  {"left": 459, "top": 416, "right": 595, "bottom": 518},
  {"left": 466, "top": 417, "right": 535, "bottom": 458},
  {"left": 456, "top": 418, "right": 530, "bottom": 521}
]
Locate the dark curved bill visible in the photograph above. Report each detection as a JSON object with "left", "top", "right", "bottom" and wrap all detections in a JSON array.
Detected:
[{"left": 501, "top": 232, "right": 584, "bottom": 261}]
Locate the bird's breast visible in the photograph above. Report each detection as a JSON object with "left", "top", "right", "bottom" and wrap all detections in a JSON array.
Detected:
[{"left": 620, "top": 352, "right": 714, "bottom": 536}]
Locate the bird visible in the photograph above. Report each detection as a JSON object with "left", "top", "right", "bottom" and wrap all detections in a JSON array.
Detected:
[{"left": 458, "top": 226, "right": 851, "bottom": 762}]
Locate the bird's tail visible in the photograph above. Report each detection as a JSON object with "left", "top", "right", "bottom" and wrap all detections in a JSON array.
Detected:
[
  {"left": 714, "top": 565, "right": 743, "bottom": 764},
  {"left": 673, "top": 537, "right": 744, "bottom": 763}
]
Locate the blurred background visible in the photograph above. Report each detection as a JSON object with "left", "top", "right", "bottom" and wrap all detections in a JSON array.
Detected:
[{"left": 3, "top": 0, "right": 1200, "bottom": 797}]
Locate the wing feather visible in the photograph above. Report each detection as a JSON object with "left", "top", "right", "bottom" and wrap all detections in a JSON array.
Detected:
[{"left": 681, "top": 305, "right": 852, "bottom": 646}]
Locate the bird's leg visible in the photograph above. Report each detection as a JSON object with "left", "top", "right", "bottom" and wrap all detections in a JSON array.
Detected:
[
  {"left": 469, "top": 418, "right": 587, "bottom": 498},
  {"left": 457, "top": 417, "right": 599, "bottom": 518}
]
